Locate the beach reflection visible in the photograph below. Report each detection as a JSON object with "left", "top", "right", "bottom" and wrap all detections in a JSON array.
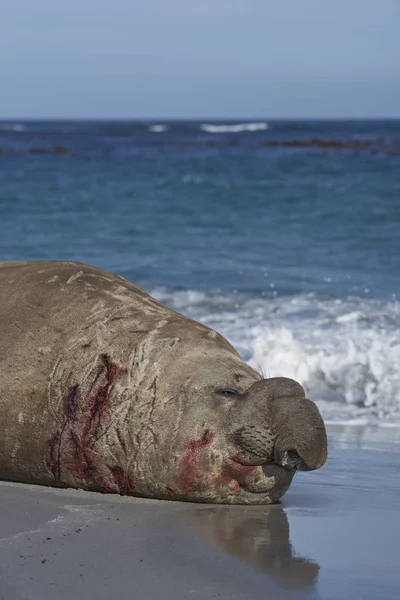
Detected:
[{"left": 193, "top": 506, "right": 319, "bottom": 588}]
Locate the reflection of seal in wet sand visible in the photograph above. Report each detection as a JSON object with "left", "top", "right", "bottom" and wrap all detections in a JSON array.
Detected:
[
  {"left": 0, "top": 261, "right": 327, "bottom": 504},
  {"left": 193, "top": 506, "right": 320, "bottom": 587}
]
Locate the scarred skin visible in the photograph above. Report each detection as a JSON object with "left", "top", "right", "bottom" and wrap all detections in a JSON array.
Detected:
[{"left": 0, "top": 261, "right": 327, "bottom": 504}]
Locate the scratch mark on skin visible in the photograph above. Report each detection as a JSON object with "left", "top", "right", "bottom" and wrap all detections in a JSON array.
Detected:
[
  {"left": 46, "top": 354, "right": 133, "bottom": 495},
  {"left": 47, "top": 432, "right": 61, "bottom": 481},
  {"left": 110, "top": 466, "right": 136, "bottom": 495},
  {"left": 179, "top": 430, "right": 215, "bottom": 491},
  {"left": 147, "top": 377, "right": 158, "bottom": 427},
  {"left": 164, "top": 487, "right": 175, "bottom": 496},
  {"left": 84, "top": 353, "right": 128, "bottom": 440},
  {"left": 47, "top": 384, "right": 80, "bottom": 480},
  {"left": 70, "top": 430, "right": 94, "bottom": 480},
  {"left": 64, "top": 383, "right": 80, "bottom": 421},
  {"left": 116, "top": 428, "right": 127, "bottom": 454},
  {"left": 129, "top": 375, "right": 159, "bottom": 469},
  {"left": 66, "top": 271, "right": 84, "bottom": 285},
  {"left": 92, "top": 400, "right": 131, "bottom": 446},
  {"left": 163, "top": 394, "right": 179, "bottom": 405}
]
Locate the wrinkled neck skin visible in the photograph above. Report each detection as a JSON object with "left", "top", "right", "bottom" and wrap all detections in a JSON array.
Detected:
[{"left": 48, "top": 310, "right": 326, "bottom": 505}]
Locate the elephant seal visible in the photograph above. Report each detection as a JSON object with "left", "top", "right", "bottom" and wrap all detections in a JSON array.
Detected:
[{"left": 0, "top": 261, "right": 327, "bottom": 504}]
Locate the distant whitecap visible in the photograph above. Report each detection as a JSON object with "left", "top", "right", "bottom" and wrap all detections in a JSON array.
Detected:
[
  {"left": 200, "top": 122, "right": 268, "bottom": 134},
  {"left": 0, "top": 123, "right": 25, "bottom": 131},
  {"left": 148, "top": 124, "right": 168, "bottom": 133}
]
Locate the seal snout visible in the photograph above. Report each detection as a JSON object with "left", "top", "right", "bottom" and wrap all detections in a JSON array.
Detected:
[
  {"left": 230, "top": 376, "right": 328, "bottom": 474},
  {"left": 271, "top": 393, "right": 328, "bottom": 472}
]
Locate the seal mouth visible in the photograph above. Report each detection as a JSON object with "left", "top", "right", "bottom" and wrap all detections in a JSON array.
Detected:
[{"left": 227, "top": 457, "right": 294, "bottom": 495}]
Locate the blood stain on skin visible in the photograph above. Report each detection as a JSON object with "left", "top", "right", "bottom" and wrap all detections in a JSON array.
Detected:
[
  {"left": 179, "top": 429, "right": 215, "bottom": 490},
  {"left": 217, "top": 453, "right": 258, "bottom": 488},
  {"left": 110, "top": 466, "right": 136, "bottom": 495},
  {"left": 83, "top": 353, "right": 128, "bottom": 439},
  {"left": 46, "top": 354, "right": 131, "bottom": 494}
]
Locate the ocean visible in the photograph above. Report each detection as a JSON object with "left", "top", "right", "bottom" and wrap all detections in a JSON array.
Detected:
[{"left": 0, "top": 119, "right": 399, "bottom": 426}]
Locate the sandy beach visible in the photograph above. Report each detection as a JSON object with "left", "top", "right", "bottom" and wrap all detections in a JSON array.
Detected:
[{"left": 1, "top": 425, "right": 398, "bottom": 599}]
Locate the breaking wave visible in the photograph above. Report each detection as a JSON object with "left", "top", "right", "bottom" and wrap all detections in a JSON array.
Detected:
[
  {"left": 150, "top": 289, "right": 400, "bottom": 426},
  {"left": 200, "top": 122, "right": 269, "bottom": 134}
]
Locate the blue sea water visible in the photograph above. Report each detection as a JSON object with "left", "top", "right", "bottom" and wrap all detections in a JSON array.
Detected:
[{"left": 0, "top": 120, "right": 399, "bottom": 423}]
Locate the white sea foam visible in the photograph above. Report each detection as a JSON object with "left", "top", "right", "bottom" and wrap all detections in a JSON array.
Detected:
[
  {"left": 150, "top": 289, "right": 400, "bottom": 426},
  {"left": 148, "top": 124, "right": 168, "bottom": 133},
  {"left": 200, "top": 122, "right": 268, "bottom": 134}
]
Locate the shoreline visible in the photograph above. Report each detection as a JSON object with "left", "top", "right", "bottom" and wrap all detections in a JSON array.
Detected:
[{"left": 1, "top": 425, "right": 399, "bottom": 599}]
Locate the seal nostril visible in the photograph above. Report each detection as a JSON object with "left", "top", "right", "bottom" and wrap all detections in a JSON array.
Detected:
[{"left": 281, "top": 449, "right": 306, "bottom": 471}]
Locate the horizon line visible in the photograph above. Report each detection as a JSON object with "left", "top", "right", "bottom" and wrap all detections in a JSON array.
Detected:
[{"left": 1, "top": 116, "right": 400, "bottom": 122}]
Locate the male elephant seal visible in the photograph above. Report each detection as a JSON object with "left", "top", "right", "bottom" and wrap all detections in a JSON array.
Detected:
[{"left": 0, "top": 261, "right": 327, "bottom": 504}]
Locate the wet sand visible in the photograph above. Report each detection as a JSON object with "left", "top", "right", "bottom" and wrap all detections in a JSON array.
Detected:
[{"left": 1, "top": 425, "right": 399, "bottom": 599}]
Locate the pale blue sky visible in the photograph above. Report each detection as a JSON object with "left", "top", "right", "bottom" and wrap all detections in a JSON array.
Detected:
[{"left": 1, "top": 0, "right": 399, "bottom": 119}]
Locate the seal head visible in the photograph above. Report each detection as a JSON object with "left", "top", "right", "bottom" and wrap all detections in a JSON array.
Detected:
[{"left": 150, "top": 341, "right": 327, "bottom": 504}]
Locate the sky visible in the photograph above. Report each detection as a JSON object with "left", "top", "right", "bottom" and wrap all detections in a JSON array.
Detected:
[{"left": 0, "top": 0, "right": 399, "bottom": 119}]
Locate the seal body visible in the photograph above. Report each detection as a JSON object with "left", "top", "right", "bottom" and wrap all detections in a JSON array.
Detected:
[{"left": 0, "top": 262, "right": 327, "bottom": 504}]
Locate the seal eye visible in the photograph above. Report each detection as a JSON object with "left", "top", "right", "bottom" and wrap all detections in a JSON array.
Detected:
[{"left": 215, "top": 387, "right": 241, "bottom": 397}]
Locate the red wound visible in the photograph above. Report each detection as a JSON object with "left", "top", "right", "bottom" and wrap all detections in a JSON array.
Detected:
[
  {"left": 46, "top": 354, "right": 131, "bottom": 495},
  {"left": 179, "top": 429, "right": 215, "bottom": 491},
  {"left": 218, "top": 454, "right": 258, "bottom": 488}
]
